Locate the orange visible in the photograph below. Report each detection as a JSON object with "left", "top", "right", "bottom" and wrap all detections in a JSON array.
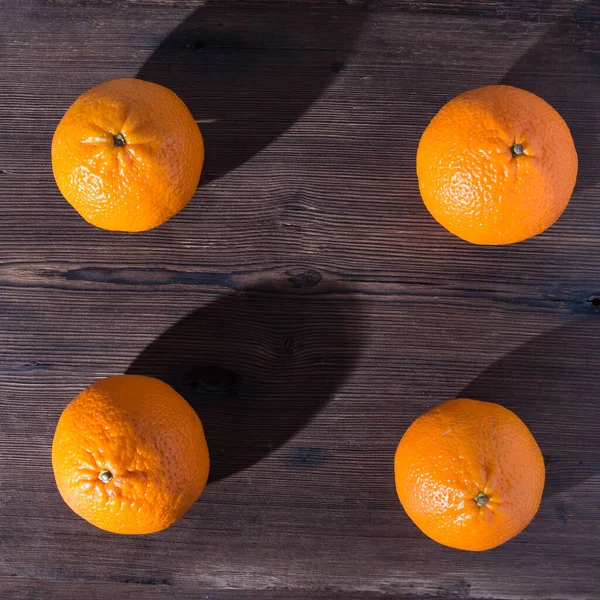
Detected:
[
  {"left": 394, "top": 398, "right": 544, "bottom": 551},
  {"left": 52, "top": 375, "right": 210, "bottom": 534},
  {"left": 52, "top": 78, "right": 203, "bottom": 232},
  {"left": 416, "top": 85, "right": 578, "bottom": 244}
]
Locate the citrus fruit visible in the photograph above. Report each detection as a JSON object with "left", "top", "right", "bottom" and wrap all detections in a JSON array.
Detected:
[
  {"left": 416, "top": 85, "right": 578, "bottom": 244},
  {"left": 52, "top": 78, "right": 204, "bottom": 232},
  {"left": 394, "top": 398, "right": 545, "bottom": 551},
  {"left": 52, "top": 375, "right": 210, "bottom": 534}
]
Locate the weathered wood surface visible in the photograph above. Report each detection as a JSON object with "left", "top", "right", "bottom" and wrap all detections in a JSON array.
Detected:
[{"left": 1, "top": 0, "right": 599, "bottom": 598}]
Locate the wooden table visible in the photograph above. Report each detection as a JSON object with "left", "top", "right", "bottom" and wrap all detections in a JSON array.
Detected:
[{"left": 1, "top": 1, "right": 599, "bottom": 598}]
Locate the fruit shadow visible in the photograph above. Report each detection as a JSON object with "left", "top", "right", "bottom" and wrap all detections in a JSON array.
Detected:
[
  {"left": 127, "top": 284, "right": 364, "bottom": 483},
  {"left": 460, "top": 317, "right": 600, "bottom": 497},
  {"left": 501, "top": 1, "right": 600, "bottom": 192},
  {"left": 137, "top": 0, "right": 366, "bottom": 184}
]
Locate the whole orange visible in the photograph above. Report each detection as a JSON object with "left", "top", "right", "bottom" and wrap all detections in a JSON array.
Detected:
[
  {"left": 394, "top": 398, "right": 544, "bottom": 551},
  {"left": 52, "top": 78, "right": 203, "bottom": 232},
  {"left": 52, "top": 375, "right": 210, "bottom": 534},
  {"left": 416, "top": 85, "right": 578, "bottom": 244}
]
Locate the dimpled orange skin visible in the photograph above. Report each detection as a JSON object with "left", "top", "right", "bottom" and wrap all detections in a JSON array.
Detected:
[
  {"left": 52, "top": 375, "right": 210, "bottom": 534},
  {"left": 52, "top": 78, "right": 204, "bottom": 232},
  {"left": 394, "top": 399, "right": 545, "bottom": 551},
  {"left": 417, "top": 85, "right": 578, "bottom": 244}
]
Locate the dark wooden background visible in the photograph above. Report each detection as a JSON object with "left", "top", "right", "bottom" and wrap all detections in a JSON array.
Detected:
[{"left": 1, "top": 0, "right": 599, "bottom": 598}]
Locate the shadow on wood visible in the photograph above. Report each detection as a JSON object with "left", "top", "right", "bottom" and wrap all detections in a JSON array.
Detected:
[
  {"left": 460, "top": 316, "right": 600, "bottom": 497},
  {"left": 127, "top": 284, "right": 364, "bottom": 483},
  {"left": 502, "top": 1, "right": 600, "bottom": 193},
  {"left": 137, "top": 0, "right": 366, "bottom": 184}
]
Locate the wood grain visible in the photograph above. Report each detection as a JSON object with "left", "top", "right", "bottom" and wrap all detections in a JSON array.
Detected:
[{"left": 1, "top": 0, "right": 599, "bottom": 598}]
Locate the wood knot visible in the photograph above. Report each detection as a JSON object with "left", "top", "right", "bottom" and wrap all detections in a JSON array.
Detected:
[
  {"left": 285, "top": 268, "right": 322, "bottom": 288},
  {"left": 184, "top": 366, "right": 239, "bottom": 396},
  {"left": 283, "top": 336, "right": 296, "bottom": 354},
  {"left": 587, "top": 295, "right": 600, "bottom": 308}
]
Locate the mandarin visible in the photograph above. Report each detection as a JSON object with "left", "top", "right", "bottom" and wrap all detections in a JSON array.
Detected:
[
  {"left": 52, "top": 78, "right": 203, "bottom": 232},
  {"left": 417, "top": 85, "right": 577, "bottom": 244},
  {"left": 394, "top": 398, "right": 545, "bottom": 551},
  {"left": 52, "top": 375, "right": 210, "bottom": 534}
]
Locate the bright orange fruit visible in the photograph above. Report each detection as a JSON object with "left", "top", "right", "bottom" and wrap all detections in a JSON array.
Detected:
[
  {"left": 394, "top": 398, "right": 545, "bottom": 551},
  {"left": 52, "top": 78, "right": 203, "bottom": 232},
  {"left": 417, "top": 85, "right": 578, "bottom": 244},
  {"left": 52, "top": 375, "right": 210, "bottom": 534}
]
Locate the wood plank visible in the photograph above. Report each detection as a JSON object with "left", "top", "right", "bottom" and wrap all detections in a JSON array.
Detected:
[{"left": 0, "top": 1, "right": 599, "bottom": 598}]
